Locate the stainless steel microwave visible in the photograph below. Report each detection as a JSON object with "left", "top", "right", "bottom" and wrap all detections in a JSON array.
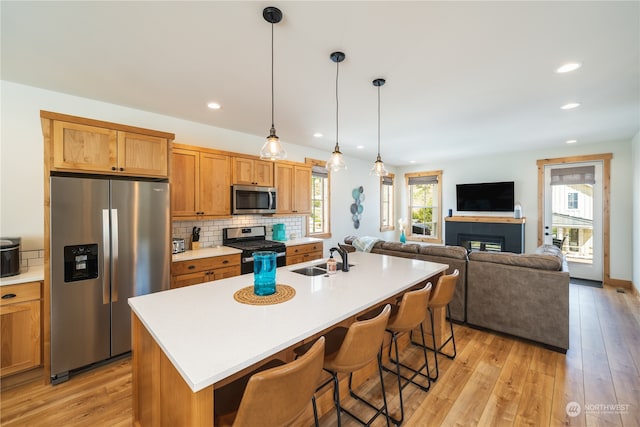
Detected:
[{"left": 232, "top": 185, "right": 277, "bottom": 214}]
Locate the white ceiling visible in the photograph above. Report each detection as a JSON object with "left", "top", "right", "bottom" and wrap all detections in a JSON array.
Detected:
[{"left": 2, "top": 1, "right": 639, "bottom": 166}]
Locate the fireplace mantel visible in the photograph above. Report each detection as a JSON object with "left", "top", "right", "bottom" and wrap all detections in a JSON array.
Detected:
[
  {"left": 445, "top": 216, "right": 525, "bottom": 253},
  {"left": 445, "top": 216, "right": 525, "bottom": 224}
]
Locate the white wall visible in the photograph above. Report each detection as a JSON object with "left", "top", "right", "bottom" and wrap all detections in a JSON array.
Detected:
[
  {"left": 0, "top": 80, "right": 391, "bottom": 255},
  {"left": 0, "top": 81, "right": 634, "bottom": 283},
  {"left": 396, "top": 140, "right": 634, "bottom": 282},
  {"left": 632, "top": 131, "right": 640, "bottom": 294}
]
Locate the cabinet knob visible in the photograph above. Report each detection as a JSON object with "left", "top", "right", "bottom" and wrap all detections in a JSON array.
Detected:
[
  {"left": 119, "top": 167, "right": 124, "bottom": 171},
  {"left": 111, "top": 167, "right": 117, "bottom": 171},
  {"left": 222, "top": 260, "right": 229, "bottom": 264},
  {"left": 1, "top": 293, "right": 16, "bottom": 299},
  {"left": 188, "top": 265, "right": 196, "bottom": 270}
]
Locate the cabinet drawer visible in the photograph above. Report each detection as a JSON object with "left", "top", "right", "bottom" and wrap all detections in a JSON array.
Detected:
[
  {"left": 1, "top": 282, "right": 41, "bottom": 306},
  {"left": 171, "top": 271, "right": 209, "bottom": 289},
  {"left": 286, "top": 243, "right": 323, "bottom": 256},
  {"left": 172, "top": 254, "right": 240, "bottom": 275},
  {"left": 212, "top": 265, "right": 241, "bottom": 281}
]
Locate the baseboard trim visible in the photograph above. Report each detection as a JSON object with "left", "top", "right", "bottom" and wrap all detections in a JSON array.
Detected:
[{"left": 604, "top": 277, "right": 633, "bottom": 290}]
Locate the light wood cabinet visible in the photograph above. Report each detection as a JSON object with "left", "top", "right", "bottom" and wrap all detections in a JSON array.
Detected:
[
  {"left": 1, "top": 281, "right": 42, "bottom": 377},
  {"left": 232, "top": 156, "right": 274, "bottom": 186},
  {"left": 275, "top": 163, "right": 312, "bottom": 214},
  {"left": 171, "top": 254, "right": 241, "bottom": 289},
  {"left": 171, "top": 146, "right": 231, "bottom": 219},
  {"left": 51, "top": 120, "right": 168, "bottom": 177},
  {"left": 286, "top": 242, "right": 323, "bottom": 265}
]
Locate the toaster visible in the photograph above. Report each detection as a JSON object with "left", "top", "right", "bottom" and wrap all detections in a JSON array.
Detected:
[{"left": 172, "top": 238, "right": 185, "bottom": 254}]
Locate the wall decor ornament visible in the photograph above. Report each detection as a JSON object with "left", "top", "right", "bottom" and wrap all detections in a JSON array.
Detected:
[{"left": 350, "top": 186, "right": 365, "bottom": 229}]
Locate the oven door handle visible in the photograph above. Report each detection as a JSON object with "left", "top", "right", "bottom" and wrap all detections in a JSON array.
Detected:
[{"left": 242, "top": 251, "right": 286, "bottom": 263}]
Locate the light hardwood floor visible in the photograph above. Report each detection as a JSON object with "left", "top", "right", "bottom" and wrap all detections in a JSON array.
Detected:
[{"left": 1, "top": 284, "right": 638, "bottom": 426}]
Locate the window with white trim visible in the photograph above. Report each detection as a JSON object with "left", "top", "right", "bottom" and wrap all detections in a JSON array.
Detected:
[
  {"left": 405, "top": 170, "right": 442, "bottom": 243},
  {"left": 307, "top": 159, "right": 331, "bottom": 238},
  {"left": 380, "top": 174, "right": 394, "bottom": 231}
]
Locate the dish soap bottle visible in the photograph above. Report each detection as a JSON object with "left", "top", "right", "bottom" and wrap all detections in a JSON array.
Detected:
[{"left": 326, "top": 255, "right": 337, "bottom": 275}]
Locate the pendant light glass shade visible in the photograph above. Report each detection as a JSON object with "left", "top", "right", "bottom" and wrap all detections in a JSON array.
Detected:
[
  {"left": 260, "top": 7, "right": 287, "bottom": 161},
  {"left": 327, "top": 142, "right": 347, "bottom": 172},
  {"left": 370, "top": 78, "right": 388, "bottom": 176},
  {"left": 326, "top": 51, "right": 346, "bottom": 172}
]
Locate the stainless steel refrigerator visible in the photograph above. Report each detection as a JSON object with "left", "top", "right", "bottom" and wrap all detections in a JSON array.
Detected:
[{"left": 50, "top": 176, "right": 170, "bottom": 383}]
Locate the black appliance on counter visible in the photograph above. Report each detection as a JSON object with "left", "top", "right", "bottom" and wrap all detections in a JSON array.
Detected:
[
  {"left": 223, "top": 226, "right": 286, "bottom": 274},
  {"left": 0, "top": 237, "right": 21, "bottom": 277}
]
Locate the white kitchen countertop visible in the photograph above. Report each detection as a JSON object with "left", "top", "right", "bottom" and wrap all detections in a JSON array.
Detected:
[
  {"left": 129, "top": 251, "right": 448, "bottom": 392},
  {"left": 172, "top": 246, "right": 242, "bottom": 262},
  {"left": 0, "top": 265, "right": 44, "bottom": 286},
  {"left": 283, "top": 237, "right": 324, "bottom": 246}
]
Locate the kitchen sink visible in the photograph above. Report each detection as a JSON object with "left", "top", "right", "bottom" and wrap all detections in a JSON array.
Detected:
[
  {"left": 291, "top": 267, "right": 327, "bottom": 276},
  {"left": 313, "top": 262, "right": 354, "bottom": 270}
]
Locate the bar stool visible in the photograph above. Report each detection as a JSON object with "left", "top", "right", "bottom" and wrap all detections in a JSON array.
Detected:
[
  {"left": 296, "top": 304, "right": 392, "bottom": 427},
  {"left": 383, "top": 282, "right": 433, "bottom": 425},
  {"left": 411, "top": 269, "right": 459, "bottom": 381},
  {"left": 214, "top": 336, "right": 325, "bottom": 427}
]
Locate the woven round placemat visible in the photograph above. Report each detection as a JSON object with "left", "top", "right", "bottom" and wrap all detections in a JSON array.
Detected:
[{"left": 233, "top": 284, "right": 296, "bottom": 305}]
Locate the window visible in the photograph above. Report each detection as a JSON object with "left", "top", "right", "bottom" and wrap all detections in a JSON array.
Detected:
[
  {"left": 568, "top": 192, "right": 578, "bottom": 209},
  {"left": 405, "top": 170, "right": 442, "bottom": 243},
  {"left": 380, "top": 174, "right": 394, "bottom": 231},
  {"left": 306, "top": 158, "right": 331, "bottom": 238}
]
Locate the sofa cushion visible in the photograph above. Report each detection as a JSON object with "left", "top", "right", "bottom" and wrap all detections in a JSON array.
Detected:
[
  {"left": 418, "top": 245, "right": 468, "bottom": 260},
  {"left": 468, "top": 251, "right": 562, "bottom": 271},
  {"left": 379, "top": 241, "right": 420, "bottom": 254}
]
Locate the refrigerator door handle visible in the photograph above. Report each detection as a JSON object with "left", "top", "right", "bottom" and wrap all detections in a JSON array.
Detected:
[
  {"left": 102, "top": 209, "right": 111, "bottom": 305},
  {"left": 111, "top": 208, "right": 119, "bottom": 303}
]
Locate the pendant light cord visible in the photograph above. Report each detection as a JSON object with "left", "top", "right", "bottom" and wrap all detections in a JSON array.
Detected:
[
  {"left": 335, "top": 59, "right": 339, "bottom": 147},
  {"left": 377, "top": 85, "right": 381, "bottom": 156},
  {"left": 271, "top": 23, "right": 275, "bottom": 129}
]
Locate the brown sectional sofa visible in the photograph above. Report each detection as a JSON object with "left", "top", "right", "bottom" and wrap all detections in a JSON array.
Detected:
[
  {"left": 343, "top": 237, "right": 570, "bottom": 352},
  {"left": 466, "top": 245, "right": 569, "bottom": 351},
  {"left": 343, "top": 237, "right": 468, "bottom": 322}
]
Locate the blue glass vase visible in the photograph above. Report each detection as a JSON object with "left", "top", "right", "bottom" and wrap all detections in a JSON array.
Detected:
[
  {"left": 253, "top": 251, "right": 277, "bottom": 296},
  {"left": 400, "top": 230, "right": 406, "bottom": 243}
]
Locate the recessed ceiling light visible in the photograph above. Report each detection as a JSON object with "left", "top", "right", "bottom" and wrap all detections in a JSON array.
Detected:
[
  {"left": 207, "top": 102, "right": 221, "bottom": 110},
  {"left": 356, "top": 145, "right": 364, "bottom": 149},
  {"left": 566, "top": 139, "right": 577, "bottom": 144},
  {"left": 313, "top": 132, "right": 323, "bottom": 138},
  {"left": 409, "top": 160, "right": 416, "bottom": 164},
  {"left": 556, "top": 62, "right": 582, "bottom": 73},
  {"left": 561, "top": 102, "right": 581, "bottom": 110}
]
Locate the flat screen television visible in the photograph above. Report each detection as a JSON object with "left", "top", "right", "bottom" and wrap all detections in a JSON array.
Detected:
[{"left": 456, "top": 181, "right": 514, "bottom": 212}]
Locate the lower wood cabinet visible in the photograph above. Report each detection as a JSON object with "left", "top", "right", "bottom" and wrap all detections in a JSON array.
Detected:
[
  {"left": 1, "top": 281, "right": 42, "bottom": 377},
  {"left": 286, "top": 242, "right": 323, "bottom": 265},
  {"left": 171, "top": 254, "right": 241, "bottom": 289}
]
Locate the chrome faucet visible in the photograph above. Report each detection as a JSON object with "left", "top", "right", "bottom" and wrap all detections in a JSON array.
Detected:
[{"left": 329, "top": 246, "right": 349, "bottom": 272}]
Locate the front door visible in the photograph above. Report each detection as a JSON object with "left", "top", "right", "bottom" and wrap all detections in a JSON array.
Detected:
[{"left": 543, "top": 161, "right": 603, "bottom": 281}]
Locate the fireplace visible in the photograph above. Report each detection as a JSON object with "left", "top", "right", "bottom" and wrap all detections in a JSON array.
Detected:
[
  {"left": 445, "top": 216, "right": 525, "bottom": 253},
  {"left": 458, "top": 234, "right": 504, "bottom": 252}
]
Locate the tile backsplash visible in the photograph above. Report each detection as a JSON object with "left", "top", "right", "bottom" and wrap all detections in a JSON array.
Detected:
[
  {"left": 20, "top": 249, "right": 45, "bottom": 268},
  {"left": 173, "top": 216, "right": 305, "bottom": 248}
]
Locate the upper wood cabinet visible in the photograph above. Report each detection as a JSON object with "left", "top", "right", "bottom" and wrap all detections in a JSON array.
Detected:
[
  {"left": 275, "top": 163, "right": 312, "bottom": 214},
  {"left": 171, "top": 146, "right": 231, "bottom": 219},
  {"left": 232, "top": 156, "right": 274, "bottom": 187},
  {"left": 42, "top": 111, "right": 173, "bottom": 178}
]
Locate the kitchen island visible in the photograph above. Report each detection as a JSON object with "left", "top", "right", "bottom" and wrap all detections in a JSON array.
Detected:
[{"left": 129, "top": 251, "right": 448, "bottom": 426}]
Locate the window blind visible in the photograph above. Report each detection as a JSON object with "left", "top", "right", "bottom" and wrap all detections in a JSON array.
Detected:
[
  {"left": 550, "top": 166, "right": 595, "bottom": 185},
  {"left": 407, "top": 175, "right": 438, "bottom": 185}
]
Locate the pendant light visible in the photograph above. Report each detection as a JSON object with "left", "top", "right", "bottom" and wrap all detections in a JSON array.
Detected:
[
  {"left": 260, "top": 7, "right": 287, "bottom": 161},
  {"left": 326, "top": 51, "right": 347, "bottom": 172},
  {"left": 370, "top": 78, "right": 388, "bottom": 176}
]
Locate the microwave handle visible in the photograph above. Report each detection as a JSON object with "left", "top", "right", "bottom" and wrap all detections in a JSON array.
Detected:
[{"left": 269, "top": 191, "right": 274, "bottom": 209}]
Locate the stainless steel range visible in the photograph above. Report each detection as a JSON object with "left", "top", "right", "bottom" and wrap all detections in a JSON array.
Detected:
[{"left": 223, "top": 226, "right": 286, "bottom": 274}]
